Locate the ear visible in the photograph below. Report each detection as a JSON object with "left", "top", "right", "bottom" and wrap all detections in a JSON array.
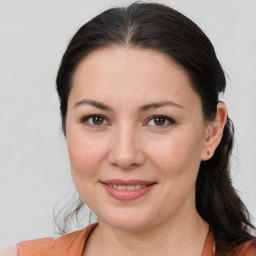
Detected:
[{"left": 201, "top": 102, "right": 228, "bottom": 161}]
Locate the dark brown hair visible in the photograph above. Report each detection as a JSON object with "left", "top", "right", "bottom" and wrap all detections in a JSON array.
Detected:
[{"left": 55, "top": 2, "right": 255, "bottom": 253}]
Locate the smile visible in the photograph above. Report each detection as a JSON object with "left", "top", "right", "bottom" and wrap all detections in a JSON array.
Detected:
[
  {"left": 106, "top": 184, "right": 147, "bottom": 190},
  {"left": 101, "top": 180, "right": 156, "bottom": 201}
]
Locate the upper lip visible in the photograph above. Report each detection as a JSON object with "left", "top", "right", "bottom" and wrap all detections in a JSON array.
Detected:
[{"left": 101, "top": 179, "right": 156, "bottom": 186}]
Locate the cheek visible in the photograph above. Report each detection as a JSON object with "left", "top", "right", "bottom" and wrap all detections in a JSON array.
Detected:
[
  {"left": 67, "top": 132, "right": 108, "bottom": 205},
  {"left": 147, "top": 131, "right": 203, "bottom": 175},
  {"left": 67, "top": 131, "right": 106, "bottom": 177}
]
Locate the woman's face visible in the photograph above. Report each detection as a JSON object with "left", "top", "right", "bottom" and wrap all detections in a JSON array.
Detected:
[{"left": 66, "top": 46, "right": 209, "bottom": 230}]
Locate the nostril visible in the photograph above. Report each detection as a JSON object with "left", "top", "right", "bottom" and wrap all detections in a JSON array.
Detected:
[{"left": 107, "top": 133, "right": 146, "bottom": 168}]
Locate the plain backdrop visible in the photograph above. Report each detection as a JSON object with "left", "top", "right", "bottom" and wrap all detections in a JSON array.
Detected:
[{"left": 0, "top": 0, "right": 256, "bottom": 248}]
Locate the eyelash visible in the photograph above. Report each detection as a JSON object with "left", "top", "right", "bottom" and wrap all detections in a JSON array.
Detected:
[
  {"left": 81, "top": 114, "right": 175, "bottom": 128},
  {"left": 144, "top": 115, "right": 176, "bottom": 128},
  {"left": 81, "top": 114, "right": 109, "bottom": 127}
]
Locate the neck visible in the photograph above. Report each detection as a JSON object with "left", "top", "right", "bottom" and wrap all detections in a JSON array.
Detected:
[{"left": 84, "top": 206, "right": 209, "bottom": 256}]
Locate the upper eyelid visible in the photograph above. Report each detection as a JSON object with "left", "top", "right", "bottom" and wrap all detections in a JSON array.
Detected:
[
  {"left": 143, "top": 116, "right": 175, "bottom": 130},
  {"left": 81, "top": 114, "right": 110, "bottom": 124},
  {"left": 82, "top": 114, "right": 106, "bottom": 120},
  {"left": 145, "top": 115, "right": 175, "bottom": 123},
  {"left": 81, "top": 114, "right": 175, "bottom": 125}
]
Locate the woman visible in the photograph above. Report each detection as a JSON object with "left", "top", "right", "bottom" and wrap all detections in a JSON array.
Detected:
[{"left": 2, "top": 2, "right": 255, "bottom": 255}]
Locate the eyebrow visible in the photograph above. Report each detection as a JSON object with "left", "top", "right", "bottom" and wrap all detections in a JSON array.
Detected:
[
  {"left": 73, "top": 99, "right": 184, "bottom": 112},
  {"left": 138, "top": 101, "right": 184, "bottom": 112},
  {"left": 73, "top": 99, "right": 113, "bottom": 111}
]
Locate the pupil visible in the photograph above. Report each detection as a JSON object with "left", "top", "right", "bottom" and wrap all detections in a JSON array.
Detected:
[
  {"left": 154, "top": 117, "right": 165, "bottom": 126},
  {"left": 93, "top": 116, "right": 103, "bottom": 125}
]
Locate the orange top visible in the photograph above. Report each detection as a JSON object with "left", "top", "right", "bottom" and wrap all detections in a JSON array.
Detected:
[{"left": 17, "top": 224, "right": 256, "bottom": 256}]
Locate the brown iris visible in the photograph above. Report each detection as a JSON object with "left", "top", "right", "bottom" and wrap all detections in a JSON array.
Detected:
[
  {"left": 154, "top": 117, "right": 165, "bottom": 126},
  {"left": 93, "top": 116, "right": 104, "bottom": 125}
]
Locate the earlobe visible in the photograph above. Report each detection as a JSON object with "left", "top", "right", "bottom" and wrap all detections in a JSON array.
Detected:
[{"left": 201, "top": 102, "right": 228, "bottom": 161}]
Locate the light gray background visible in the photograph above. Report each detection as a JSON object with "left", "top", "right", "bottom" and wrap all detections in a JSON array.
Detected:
[{"left": 0, "top": 0, "right": 256, "bottom": 248}]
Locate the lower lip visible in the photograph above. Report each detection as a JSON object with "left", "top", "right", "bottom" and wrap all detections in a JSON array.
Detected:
[{"left": 102, "top": 183, "right": 155, "bottom": 201}]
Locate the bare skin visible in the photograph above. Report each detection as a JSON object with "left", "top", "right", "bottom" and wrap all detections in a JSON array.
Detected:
[
  {"left": 66, "top": 46, "right": 227, "bottom": 256},
  {"left": 2, "top": 47, "right": 227, "bottom": 256},
  {"left": 83, "top": 206, "right": 209, "bottom": 256}
]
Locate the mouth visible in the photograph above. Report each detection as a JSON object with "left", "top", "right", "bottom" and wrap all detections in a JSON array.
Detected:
[
  {"left": 100, "top": 179, "right": 156, "bottom": 201},
  {"left": 103, "top": 183, "right": 151, "bottom": 190}
]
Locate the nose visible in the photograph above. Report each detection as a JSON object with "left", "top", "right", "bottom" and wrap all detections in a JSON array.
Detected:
[{"left": 107, "top": 125, "right": 146, "bottom": 169}]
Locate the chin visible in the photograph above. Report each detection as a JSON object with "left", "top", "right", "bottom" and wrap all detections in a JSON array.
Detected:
[
  {"left": 108, "top": 220, "right": 151, "bottom": 231},
  {"left": 99, "top": 210, "right": 157, "bottom": 231}
]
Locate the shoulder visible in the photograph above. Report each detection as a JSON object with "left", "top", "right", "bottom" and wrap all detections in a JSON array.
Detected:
[
  {"left": 0, "top": 246, "right": 17, "bottom": 256},
  {"left": 228, "top": 239, "right": 256, "bottom": 256},
  {"left": 16, "top": 224, "right": 97, "bottom": 256}
]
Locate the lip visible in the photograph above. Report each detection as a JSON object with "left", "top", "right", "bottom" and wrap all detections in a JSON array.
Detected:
[{"left": 101, "top": 179, "right": 156, "bottom": 201}]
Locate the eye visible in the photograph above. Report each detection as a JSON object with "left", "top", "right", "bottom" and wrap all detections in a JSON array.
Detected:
[
  {"left": 82, "top": 115, "right": 108, "bottom": 126},
  {"left": 146, "top": 115, "right": 175, "bottom": 127}
]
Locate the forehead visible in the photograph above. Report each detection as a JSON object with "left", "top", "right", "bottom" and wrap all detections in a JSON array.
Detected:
[
  {"left": 70, "top": 46, "right": 199, "bottom": 109},
  {"left": 73, "top": 46, "right": 188, "bottom": 83}
]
